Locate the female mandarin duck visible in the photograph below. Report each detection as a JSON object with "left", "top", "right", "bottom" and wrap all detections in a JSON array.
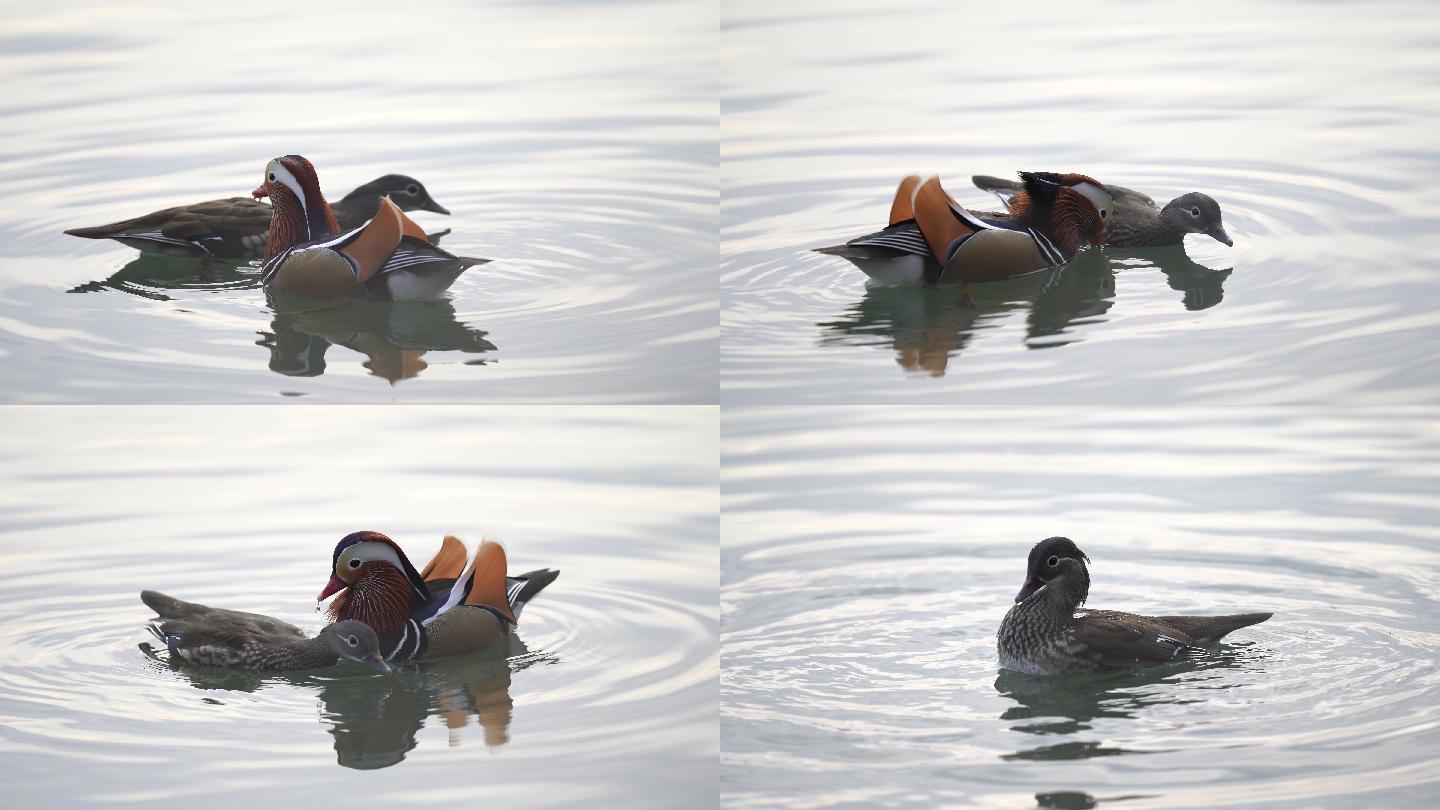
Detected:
[
  {"left": 816, "top": 172, "right": 1113, "bottom": 285},
  {"left": 141, "top": 590, "right": 389, "bottom": 672},
  {"left": 998, "top": 537, "right": 1271, "bottom": 676},
  {"left": 254, "top": 155, "right": 486, "bottom": 300},
  {"left": 319, "top": 531, "right": 558, "bottom": 663},
  {"left": 65, "top": 174, "right": 450, "bottom": 260},
  {"left": 971, "top": 174, "right": 1232, "bottom": 248}
]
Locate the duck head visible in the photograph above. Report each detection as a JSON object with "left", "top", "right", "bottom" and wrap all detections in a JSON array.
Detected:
[
  {"left": 319, "top": 530, "right": 430, "bottom": 601},
  {"left": 341, "top": 174, "right": 450, "bottom": 215},
  {"left": 319, "top": 619, "right": 391, "bottom": 673},
  {"left": 1007, "top": 172, "right": 1113, "bottom": 257},
  {"left": 1161, "top": 192, "right": 1232, "bottom": 247},
  {"left": 252, "top": 155, "right": 340, "bottom": 258},
  {"left": 1014, "top": 536, "right": 1091, "bottom": 605}
]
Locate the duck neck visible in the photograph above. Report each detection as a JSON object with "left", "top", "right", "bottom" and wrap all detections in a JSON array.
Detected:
[
  {"left": 1046, "top": 567, "right": 1090, "bottom": 614},
  {"left": 329, "top": 563, "right": 423, "bottom": 652},
  {"left": 263, "top": 188, "right": 340, "bottom": 259},
  {"left": 241, "top": 636, "right": 339, "bottom": 670}
]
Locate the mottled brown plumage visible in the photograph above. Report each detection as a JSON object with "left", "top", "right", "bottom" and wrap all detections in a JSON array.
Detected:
[
  {"left": 997, "top": 537, "right": 1271, "bottom": 676},
  {"left": 141, "top": 590, "right": 388, "bottom": 672}
]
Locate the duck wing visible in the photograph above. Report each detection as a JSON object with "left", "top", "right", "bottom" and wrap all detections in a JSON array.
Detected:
[
  {"left": 66, "top": 198, "right": 272, "bottom": 258},
  {"left": 1069, "top": 609, "right": 1209, "bottom": 668},
  {"left": 141, "top": 590, "right": 308, "bottom": 647}
]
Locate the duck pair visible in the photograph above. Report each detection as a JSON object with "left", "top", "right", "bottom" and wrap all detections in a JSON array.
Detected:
[
  {"left": 818, "top": 172, "right": 1230, "bottom": 285},
  {"left": 998, "top": 537, "right": 1270, "bottom": 676},
  {"left": 143, "top": 533, "right": 558, "bottom": 673},
  {"left": 68, "top": 156, "right": 485, "bottom": 301}
]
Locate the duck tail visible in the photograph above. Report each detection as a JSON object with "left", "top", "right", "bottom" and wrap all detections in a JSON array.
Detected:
[
  {"left": 1157, "top": 612, "right": 1272, "bottom": 646},
  {"left": 140, "top": 590, "right": 193, "bottom": 618},
  {"left": 506, "top": 568, "right": 559, "bottom": 620}
]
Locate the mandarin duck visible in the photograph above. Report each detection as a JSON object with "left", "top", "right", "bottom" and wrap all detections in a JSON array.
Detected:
[
  {"left": 972, "top": 174, "right": 1231, "bottom": 248},
  {"left": 141, "top": 590, "right": 389, "bottom": 672},
  {"left": 816, "top": 172, "right": 1113, "bottom": 285},
  {"left": 65, "top": 174, "right": 450, "bottom": 260},
  {"left": 254, "top": 155, "right": 486, "bottom": 300},
  {"left": 998, "top": 537, "right": 1272, "bottom": 676},
  {"left": 319, "top": 532, "right": 558, "bottom": 664}
]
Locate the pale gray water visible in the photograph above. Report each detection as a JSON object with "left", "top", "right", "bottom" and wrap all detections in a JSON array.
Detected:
[
  {"left": 722, "top": 407, "right": 1440, "bottom": 808},
  {"left": 721, "top": 0, "right": 1440, "bottom": 404},
  {"left": 1, "top": 0, "right": 715, "bottom": 403},
  {"left": 0, "top": 407, "right": 718, "bottom": 807}
]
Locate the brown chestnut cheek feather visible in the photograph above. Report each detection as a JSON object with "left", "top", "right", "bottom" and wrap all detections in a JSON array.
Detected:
[
  {"left": 264, "top": 187, "right": 307, "bottom": 259},
  {"left": 1051, "top": 192, "right": 1102, "bottom": 256},
  {"left": 329, "top": 562, "right": 416, "bottom": 646}
]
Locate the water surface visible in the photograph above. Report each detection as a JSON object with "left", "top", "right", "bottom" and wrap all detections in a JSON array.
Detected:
[
  {"left": 1, "top": 0, "right": 716, "bottom": 402},
  {"left": 0, "top": 406, "right": 718, "bottom": 807},
  {"left": 721, "top": 0, "right": 1440, "bottom": 404},
  {"left": 722, "top": 407, "right": 1440, "bottom": 808}
]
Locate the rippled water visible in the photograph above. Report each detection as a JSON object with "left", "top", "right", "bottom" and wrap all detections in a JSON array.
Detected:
[
  {"left": 0, "top": 407, "right": 717, "bottom": 806},
  {"left": 722, "top": 407, "right": 1440, "bottom": 808},
  {"left": 1, "top": 0, "right": 715, "bottom": 402},
  {"left": 721, "top": 0, "right": 1440, "bottom": 404}
]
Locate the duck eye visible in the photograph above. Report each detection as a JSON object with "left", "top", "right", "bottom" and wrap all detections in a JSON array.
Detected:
[
  {"left": 347, "top": 636, "right": 358, "bottom": 646},
  {"left": 348, "top": 558, "right": 361, "bottom": 569},
  {"left": 406, "top": 184, "right": 419, "bottom": 195},
  {"left": 1047, "top": 556, "right": 1059, "bottom": 567},
  {"left": 268, "top": 172, "right": 276, "bottom": 182},
  {"left": 1190, "top": 206, "right": 1201, "bottom": 218},
  {"left": 1099, "top": 209, "right": 1107, "bottom": 219}
]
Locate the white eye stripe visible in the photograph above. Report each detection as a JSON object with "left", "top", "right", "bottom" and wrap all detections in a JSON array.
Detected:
[
  {"left": 268, "top": 161, "right": 309, "bottom": 223},
  {"left": 1071, "top": 182, "right": 1114, "bottom": 218}
]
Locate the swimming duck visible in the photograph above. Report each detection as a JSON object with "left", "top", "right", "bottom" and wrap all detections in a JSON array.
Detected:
[
  {"left": 64, "top": 174, "right": 450, "bottom": 260},
  {"left": 141, "top": 590, "right": 389, "bottom": 672},
  {"left": 254, "top": 155, "right": 486, "bottom": 300},
  {"left": 997, "top": 537, "right": 1271, "bottom": 676},
  {"left": 972, "top": 174, "right": 1231, "bottom": 248},
  {"left": 319, "top": 531, "right": 558, "bottom": 663},
  {"left": 815, "top": 172, "right": 1113, "bottom": 285}
]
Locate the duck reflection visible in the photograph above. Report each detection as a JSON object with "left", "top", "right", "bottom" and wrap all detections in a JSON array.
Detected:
[
  {"left": 66, "top": 234, "right": 494, "bottom": 383},
  {"left": 259, "top": 290, "right": 495, "bottom": 383},
  {"left": 994, "top": 644, "right": 1256, "bottom": 762},
  {"left": 819, "top": 248, "right": 1231, "bottom": 376},
  {"left": 141, "top": 635, "right": 552, "bottom": 769},
  {"left": 67, "top": 251, "right": 260, "bottom": 300}
]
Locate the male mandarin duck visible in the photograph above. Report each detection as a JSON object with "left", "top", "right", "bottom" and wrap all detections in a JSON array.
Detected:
[
  {"left": 319, "top": 531, "right": 558, "bottom": 663},
  {"left": 816, "top": 172, "right": 1113, "bottom": 285},
  {"left": 972, "top": 174, "right": 1232, "bottom": 248},
  {"left": 64, "top": 174, "right": 450, "bottom": 260},
  {"left": 998, "top": 537, "right": 1272, "bottom": 676},
  {"left": 141, "top": 590, "right": 389, "bottom": 672},
  {"left": 254, "top": 155, "right": 486, "bottom": 300}
]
